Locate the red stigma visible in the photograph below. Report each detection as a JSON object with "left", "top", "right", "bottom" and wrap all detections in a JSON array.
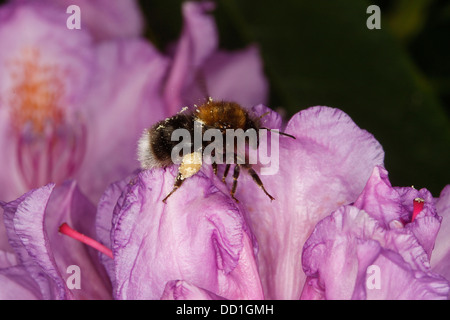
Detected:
[
  {"left": 59, "top": 223, "right": 113, "bottom": 259},
  {"left": 411, "top": 198, "right": 425, "bottom": 222}
]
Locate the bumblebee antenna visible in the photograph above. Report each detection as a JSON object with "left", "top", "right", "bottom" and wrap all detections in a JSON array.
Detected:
[
  {"left": 258, "top": 111, "right": 295, "bottom": 139},
  {"left": 261, "top": 127, "right": 296, "bottom": 139},
  {"left": 259, "top": 111, "right": 271, "bottom": 119}
]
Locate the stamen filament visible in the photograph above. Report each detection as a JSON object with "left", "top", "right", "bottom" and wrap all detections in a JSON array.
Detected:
[{"left": 59, "top": 223, "right": 113, "bottom": 259}]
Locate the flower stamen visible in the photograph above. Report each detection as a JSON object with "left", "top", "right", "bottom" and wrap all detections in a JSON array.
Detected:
[
  {"left": 8, "top": 48, "right": 87, "bottom": 189},
  {"left": 411, "top": 197, "right": 425, "bottom": 222},
  {"left": 9, "top": 48, "right": 65, "bottom": 133},
  {"left": 59, "top": 223, "right": 113, "bottom": 259}
]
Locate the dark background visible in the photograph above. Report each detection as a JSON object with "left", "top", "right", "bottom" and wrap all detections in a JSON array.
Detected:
[
  {"left": 2, "top": 0, "right": 448, "bottom": 196},
  {"left": 140, "top": 0, "right": 450, "bottom": 196}
]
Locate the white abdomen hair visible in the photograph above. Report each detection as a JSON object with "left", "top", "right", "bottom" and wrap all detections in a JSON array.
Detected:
[{"left": 137, "top": 129, "right": 159, "bottom": 170}]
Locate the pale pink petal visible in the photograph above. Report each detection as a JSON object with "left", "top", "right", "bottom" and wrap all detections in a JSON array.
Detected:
[
  {"left": 98, "top": 167, "right": 264, "bottom": 300},
  {"left": 302, "top": 206, "right": 449, "bottom": 300},
  {"left": 163, "top": 2, "right": 268, "bottom": 114},
  {"left": 12, "top": 0, "right": 144, "bottom": 41},
  {"left": 161, "top": 280, "right": 225, "bottom": 300},
  {"left": 2, "top": 182, "right": 112, "bottom": 299},
  {"left": 235, "top": 106, "right": 384, "bottom": 299},
  {"left": 431, "top": 185, "right": 450, "bottom": 284},
  {"left": 0, "top": 265, "right": 41, "bottom": 299},
  {"left": 77, "top": 39, "right": 169, "bottom": 203},
  {"left": 164, "top": 1, "right": 217, "bottom": 114},
  {"left": 200, "top": 45, "right": 269, "bottom": 109}
]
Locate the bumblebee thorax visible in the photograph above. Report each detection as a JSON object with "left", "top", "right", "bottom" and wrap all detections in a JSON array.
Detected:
[{"left": 195, "top": 100, "right": 248, "bottom": 130}]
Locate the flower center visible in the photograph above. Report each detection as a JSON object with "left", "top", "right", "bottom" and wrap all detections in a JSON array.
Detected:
[
  {"left": 7, "top": 48, "right": 87, "bottom": 188},
  {"left": 9, "top": 48, "right": 65, "bottom": 133},
  {"left": 59, "top": 223, "right": 113, "bottom": 259},
  {"left": 411, "top": 197, "right": 425, "bottom": 222}
]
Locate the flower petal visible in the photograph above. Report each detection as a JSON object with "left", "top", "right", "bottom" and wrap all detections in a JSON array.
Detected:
[
  {"left": 163, "top": 2, "right": 268, "bottom": 114},
  {"left": 44, "top": 181, "right": 112, "bottom": 299},
  {"left": 95, "top": 174, "right": 134, "bottom": 290},
  {"left": 160, "top": 280, "right": 225, "bottom": 300},
  {"left": 164, "top": 1, "right": 217, "bottom": 114},
  {"left": 0, "top": 2, "right": 95, "bottom": 202},
  {"left": 2, "top": 184, "right": 66, "bottom": 299},
  {"left": 2, "top": 182, "right": 112, "bottom": 299},
  {"left": 431, "top": 185, "right": 450, "bottom": 284},
  {"left": 0, "top": 2, "right": 166, "bottom": 206},
  {"left": 62, "top": 0, "right": 143, "bottom": 41},
  {"left": 101, "top": 166, "right": 263, "bottom": 299},
  {"left": 251, "top": 104, "right": 283, "bottom": 131},
  {"left": 354, "top": 166, "right": 442, "bottom": 259},
  {"left": 302, "top": 205, "right": 449, "bottom": 299},
  {"left": 0, "top": 248, "right": 31, "bottom": 299},
  {"left": 77, "top": 38, "right": 169, "bottom": 203},
  {"left": 0, "top": 250, "right": 17, "bottom": 269},
  {"left": 235, "top": 106, "right": 384, "bottom": 299},
  {"left": 353, "top": 166, "right": 403, "bottom": 226},
  {"left": 0, "top": 264, "right": 41, "bottom": 299},
  {"left": 11, "top": 0, "right": 144, "bottom": 41},
  {"left": 201, "top": 45, "right": 269, "bottom": 109}
]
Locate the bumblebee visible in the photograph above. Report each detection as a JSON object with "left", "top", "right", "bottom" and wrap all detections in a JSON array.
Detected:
[{"left": 137, "top": 98, "right": 294, "bottom": 203}]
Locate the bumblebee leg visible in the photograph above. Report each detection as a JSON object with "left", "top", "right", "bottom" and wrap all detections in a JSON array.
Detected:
[
  {"left": 162, "top": 172, "right": 184, "bottom": 203},
  {"left": 230, "top": 164, "right": 240, "bottom": 203},
  {"left": 243, "top": 164, "right": 275, "bottom": 201},
  {"left": 163, "top": 152, "right": 202, "bottom": 203},
  {"left": 211, "top": 149, "right": 218, "bottom": 175},
  {"left": 222, "top": 164, "right": 231, "bottom": 184},
  {"left": 222, "top": 151, "right": 236, "bottom": 184}
]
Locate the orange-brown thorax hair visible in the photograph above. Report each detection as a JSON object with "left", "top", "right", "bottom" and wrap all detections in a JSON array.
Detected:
[{"left": 195, "top": 100, "right": 249, "bottom": 130}]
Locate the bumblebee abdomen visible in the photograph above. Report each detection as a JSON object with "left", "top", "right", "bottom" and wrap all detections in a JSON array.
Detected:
[
  {"left": 138, "top": 113, "right": 194, "bottom": 169},
  {"left": 152, "top": 114, "right": 194, "bottom": 160}
]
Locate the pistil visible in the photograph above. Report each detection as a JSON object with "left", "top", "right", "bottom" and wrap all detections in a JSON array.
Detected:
[
  {"left": 411, "top": 197, "right": 425, "bottom": 222},
  {"left": 59, "top": 223, "right": 113, "bottom": 259}
]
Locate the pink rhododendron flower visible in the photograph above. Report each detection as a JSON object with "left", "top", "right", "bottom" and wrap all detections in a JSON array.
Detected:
[
  {"left": 301, "top": 166, "right": 450, "bottom": 299},
  {"left": 0, "top": 1, "right": 168, "bottom": 204},
  {"left": 1, "top": 1, "right": 449, "bottom": 301},
  {"left": 0, "top": 1, "right": 171, "bottom": 254},
  {"left": 91, "top": 104, "right": 386, "bottom": 299},
  {"left": 0, "top": 1, "right": 267, "bottom": 205},
  {"left": 0, "top": 0, "right": 268, "bottom": 261},
  {"left": 1, "top": 104, "right": 449, "bottom": 300}
]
